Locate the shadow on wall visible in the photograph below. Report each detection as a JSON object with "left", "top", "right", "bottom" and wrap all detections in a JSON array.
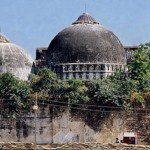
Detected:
[
  {"left": 16, "top": 120, "right": 33, "bottom": 142},
  {"left": 71, "top": 108, "right": 111, "bottom": 131}
]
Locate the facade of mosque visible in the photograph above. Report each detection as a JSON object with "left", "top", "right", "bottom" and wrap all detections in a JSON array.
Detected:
[
  {"left": 36, "top": 13, "right": 136, "bottom": 80},
  {"left": 0, "top": 33, "right": 33, "bottom": 80}
]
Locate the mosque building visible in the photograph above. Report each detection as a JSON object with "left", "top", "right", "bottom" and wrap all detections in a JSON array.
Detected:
[
  {"left": 36, "top": 13, "right": 129, "bottom": 80},
  {"left": 0, "top": 33, "right": 33, "bottom": 80},
  {"left": 0, "top": 13, "right": 138, "bottom": 81}
]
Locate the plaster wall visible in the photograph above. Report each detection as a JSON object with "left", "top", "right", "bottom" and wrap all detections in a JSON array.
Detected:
[{"left": 0, "top": 109, "right": 128, "bottom": 144}]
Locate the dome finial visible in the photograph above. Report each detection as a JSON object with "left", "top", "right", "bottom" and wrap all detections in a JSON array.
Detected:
[
  {"left": 72, "top": 13, "right": 99, "bottom": 25},
  {"left": 0, "top": 31, "right": 10, "bottom": 43}
]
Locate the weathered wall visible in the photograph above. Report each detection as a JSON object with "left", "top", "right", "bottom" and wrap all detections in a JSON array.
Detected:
[{"left": 0, "top": 107, "right": 149, "bottom": 145}]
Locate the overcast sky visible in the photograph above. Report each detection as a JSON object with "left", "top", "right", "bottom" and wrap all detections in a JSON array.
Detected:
[{"left": 0, "top": 0, "right": 150, "bottom": 59}]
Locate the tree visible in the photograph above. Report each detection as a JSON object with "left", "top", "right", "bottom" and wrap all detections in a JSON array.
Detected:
[
  {"left": 128, "top": 45, "right": 150, "bottom": 91},
  {"left": 0, "top": 73, "right": 31, "bottom": 118},
  {"left": 31, "top": 67, "right": 60, "bottom": 99},
  {"left": 63, "top": 79, "right": 89, "bottom": 104}
]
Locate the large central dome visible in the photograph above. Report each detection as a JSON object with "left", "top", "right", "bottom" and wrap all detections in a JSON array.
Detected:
[{"left": 48, "top": 13, "right": 126, "bottom": 65}]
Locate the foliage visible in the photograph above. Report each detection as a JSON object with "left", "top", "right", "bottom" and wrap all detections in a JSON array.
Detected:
[
  {"left": 128, "top": 45, "right": 150, "bottom": 90},
  {"left": 30, "top": 67, "right": 61, "bottom": 101},
  {"left": 31, "top": 67, "right": 58, "bottom": 92},
  {"left": 31, "top": 68, "right": 89, "bottom": 105},
  {"left": 0, "top": 73, "right": 31, "bottom": 118},
  {"left": 63, "top": 79, "right": 89, "bottom": 104},
  {"left": 86, "top": 71, "right": 138, "bottom": 109},
  {"left": 126, "top": 44, "right": 150, "bottom": 107},
  {"left": 92, "top": 79, "right": 121, "bottom": 106},
  {"left": 1, "top": 43, "right": 150, "bottom": 119},
  {"left": 130, "top": 92, "right": 145, "bottom": 103}
]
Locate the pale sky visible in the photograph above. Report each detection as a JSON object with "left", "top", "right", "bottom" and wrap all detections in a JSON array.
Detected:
[{"left": 0, "top": 0, "right": 150, "bottom": 59}]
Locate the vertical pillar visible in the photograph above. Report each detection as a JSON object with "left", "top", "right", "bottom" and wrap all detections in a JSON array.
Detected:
[
  {"left": 81, "top": 64, "right": 86, "bottom": 80},
  {"left": 88, "top": 72, "right": 93, "bottom": 80},
  {"left": 63, "top": 73, "right": 66, "bottom": 80},
  {"left": 104, "top": 64, "right": 107, "bottom": 78},
  {"left": 69, "top": 72, "right": 73, "bottom": 79},
  {"left": 75, "top": 73, "right": 79, "bottom": 79},
  {"left": 82, "top": 72, "right": 86, "bottom": 80}
]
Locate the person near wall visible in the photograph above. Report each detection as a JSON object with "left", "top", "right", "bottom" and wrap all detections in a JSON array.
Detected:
[{"left": 116, "top": 138, "right": 120, "bottom": 143}]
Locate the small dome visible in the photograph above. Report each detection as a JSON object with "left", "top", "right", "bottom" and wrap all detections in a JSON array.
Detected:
[
  {"left": 48, "top": 13, "right": 126, "bottom": 65},
  {"left": 0, "top": 33, "right": 33, "bottom": 80},
  {"left": 0, "top": 33, "right": 10, "bottom": 43},
  {"left": 73, "top": 13, "right": 99, "bottom": 25}
]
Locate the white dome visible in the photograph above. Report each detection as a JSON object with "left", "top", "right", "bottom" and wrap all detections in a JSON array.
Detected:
[{"left": 0, "top": 34, "right": 33, "bottom": 80}]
